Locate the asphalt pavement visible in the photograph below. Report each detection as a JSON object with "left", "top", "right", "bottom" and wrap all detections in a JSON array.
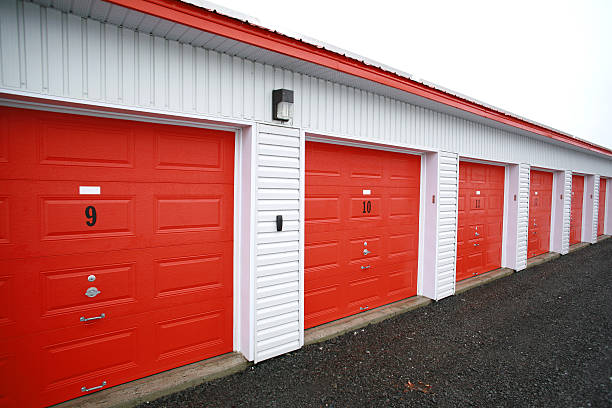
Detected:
[{"left": 140, "top": 239, "right": 612, "bottom": 407}]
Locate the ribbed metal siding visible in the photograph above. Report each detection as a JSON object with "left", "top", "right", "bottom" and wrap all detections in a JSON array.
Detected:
[
  {"left": 436, "top": 151, "right": 459, "bottom": 299},
  {"left": 561, "top": 171, "right": 572, "bottom": 254},
  {"left": 254, "top": 124, "right": 302, "bottom": 362},
  {"left": 1, "top": 0, "right": 611, "bottom": 177},
  {"left": 592, "top": 175, "right": 600, "bottom": 243},
  {"left": 516, "top": 164, "right": 530, "bottom": 271}
]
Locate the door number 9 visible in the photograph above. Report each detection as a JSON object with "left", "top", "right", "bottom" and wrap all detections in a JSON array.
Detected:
[
  {"left": 85, "top": 206, "right": 97, "bottom": 226},
  {"left": 362, "top": 200, "right": 372, "bottom": 214}
]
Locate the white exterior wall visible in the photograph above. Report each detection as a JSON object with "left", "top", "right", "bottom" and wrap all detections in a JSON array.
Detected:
[
  {"left": 421, "top": 153, "right": 439, "bottom": 299},
  {"left": 561, "top": 171, "right": 573, "bottom": 253},
  {"left": 550, "top": 170, "right": 572, "bottom": 255},
  {"left": 435, "top": 152, "right": 460, "bottom": 298},
  {"left": 591, "top": 175, "right": 600, "bottom": 243},
  {"left": 516, "top": 164, "right": 530, "bottom": 270},
  {"left": 503, "top": 163, "right": 529, "bottom": 271},
  {"left": 581, "top": 175, "right": 594, "bottom": 244},
  {"left": 1, "top": 0, "right": 612, "bottom": 177},
  {"left": 254, "top": 124, "right": 302, "bottom": 362},
  {"left": 421, "top": 151, "right": 459, "bottom": 301},
  {"left": 503, "top": 165, "right": 518, "bottom": 269}
]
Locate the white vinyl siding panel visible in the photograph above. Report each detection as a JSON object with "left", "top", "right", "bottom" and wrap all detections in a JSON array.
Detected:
[
  {"left": 1, "top": 0, "right": 612, "bottom": 178},
  {"left": 561, "top": 171, "right": 572, "bottom": 254},
  {"left": 592, "top": 175, "right": 600, "bottom": 243},
  {"left": 254, "top": 124, "right": 302, "bottom": 362},
  {"left": 436, "top": 151, "right": 459, "bottom": 299},
  {"left": 0, "top": 0, "right": 21, "bottom": 87},
  {"left": 516, "top": 164, "right": 530, "bottom": 271}
]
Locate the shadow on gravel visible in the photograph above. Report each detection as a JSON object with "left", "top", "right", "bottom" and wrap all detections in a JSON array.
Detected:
[{"left": 141, "top": 240, "right": 612, "bottom": 408}]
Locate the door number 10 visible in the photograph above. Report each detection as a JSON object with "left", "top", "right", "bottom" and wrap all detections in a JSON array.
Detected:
[{"left": 362, "top": 200, "right": 372, "bottom": 214}]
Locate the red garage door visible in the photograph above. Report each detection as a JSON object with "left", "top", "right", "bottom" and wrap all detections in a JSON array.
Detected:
[
  {"left": 456, "top": 161, "right": 505, "bottom": 281},
  {"left": 528, "top": 170, "right": 553, "bottom": 258},
  {"left": 0, "top": 107, "right": 234, "bottom": 407},
  {"left": 570, "top": 175, "right": 584, "bottom": 245},
  {"left": 305, "top": 142, "right": 420, "bottom": 329},
  {"left": 598, "top": 178, "right": 607, "bottom": 236}
]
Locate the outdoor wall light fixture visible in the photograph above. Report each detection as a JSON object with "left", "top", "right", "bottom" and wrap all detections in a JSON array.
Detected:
[{"left": 272, "top": 89, "right": 294, "bottom": 121}]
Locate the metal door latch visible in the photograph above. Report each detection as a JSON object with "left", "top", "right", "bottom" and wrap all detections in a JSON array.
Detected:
[
  {"left": 473, "top": 243, "right": 479, "bottom": 246},
  {"left": 474, "top": 232, "right": 480, "bottom": 236},
  {"left": 85, "top": 287, "right": 101, "bottom": 298},
  {"left": 81, "top": 381, "right": 107, "bottom": 392},
  {"left": 80, "top": 313, "right": 106, "bottom": 322},
  {"left": 360, "top": 306, "right": 369, "bottom": 311},
  {"left": 363, "top": 249, "right": 371, "bottom": 255},
  {"left": 361, "top": 265, "right": 371, "bottom": 270}
]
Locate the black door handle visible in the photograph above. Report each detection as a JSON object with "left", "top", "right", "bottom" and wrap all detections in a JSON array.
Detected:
[{"left": 276, "top": 215, "right": 283, "bottom": 231}]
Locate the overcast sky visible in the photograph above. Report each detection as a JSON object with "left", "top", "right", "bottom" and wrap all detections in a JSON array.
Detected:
[{"left": 211, "top": 0, "right": 611, "bottom": 148}]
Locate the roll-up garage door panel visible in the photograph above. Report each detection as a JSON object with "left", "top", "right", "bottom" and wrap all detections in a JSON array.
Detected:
[
  {"left": 30, "top": 299, "right": 231, "bottom": 400},
  {"left": 570, "top": 175, "right": 584, "bottom": 245},
  {"left": 1, "top": 242, "right": 232, "bottom": 335},
  {"left": 305, "top": 143, "right": 418, "bottom": 188},
  {"left": 528, "top": 170, "right": 553, "bottom": 258},
  {"left": 0, "top": 107, "right": 234, "bottom": 407},
  {"left": 1, "top": 115, "right": 234, "bottom": 184},
  {"left": 1, "top": 184, "right": 233, "bottom": 261},
  {"left": 456, "top": 162, "right": 505, "bottom": 282},
  {"left": 305, "top": 142, "right": 419, "bottom": 329}
]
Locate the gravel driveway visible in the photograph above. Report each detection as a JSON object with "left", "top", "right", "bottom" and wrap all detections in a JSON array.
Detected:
[{"left": 141, "top": 239, "right": 612, "bottom": 408}]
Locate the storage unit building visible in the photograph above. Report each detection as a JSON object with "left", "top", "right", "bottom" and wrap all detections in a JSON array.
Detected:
[{"left": 0, "top": 0, "right": 611, "bottom": 406}]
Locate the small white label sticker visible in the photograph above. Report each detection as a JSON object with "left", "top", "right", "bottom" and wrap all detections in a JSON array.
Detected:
[
  {"left": 476, "top": 190, "right": 481, "bottom": 195},
  {"left": 363, "top": 189, "right": 371, "bottom": 195},
  {"left": 79, "top": 186, "right": 101, "bottom": 195}
]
